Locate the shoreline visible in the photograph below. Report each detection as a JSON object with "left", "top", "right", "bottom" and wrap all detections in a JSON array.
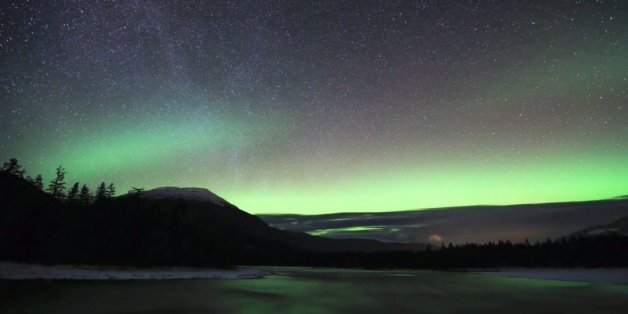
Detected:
[
  {"left": 3, "top": 262, "right": 628, "bottom": 284},
  {"left": 0, "top": 262, "right": 268, "bottom": 280}
]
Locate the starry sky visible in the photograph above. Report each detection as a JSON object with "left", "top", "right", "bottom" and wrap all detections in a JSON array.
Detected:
[{"left": 1, "top": 1, "right": 627, "bottom": 214}]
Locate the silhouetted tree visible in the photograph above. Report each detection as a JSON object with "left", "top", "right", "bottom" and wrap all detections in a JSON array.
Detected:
[
  {"left": 96, "top": 182, "right": 107, "bottom": 201},
  {"left": 128, "top": 187, "right": 145, "bottom": 196},
  {"left": 47, "top": 165, "right": 66, "bottom": 199},
  {"left": 128, "top": 187, "right": 145, "bottom": 208},
  {"left": 105, "top": 183, "right": 116, "bottom": 199},
  {"left": 34, "top": 174, "right": 44, "bottom": 190},
  {"left": 2, "top": 158, "right": 25, "bottom": 177},
  {"left": 79, "top": 184, "right": 91, "bottom": 205},
  {"left": 67, "top": 182, "right": 80, "bottom": 203}
]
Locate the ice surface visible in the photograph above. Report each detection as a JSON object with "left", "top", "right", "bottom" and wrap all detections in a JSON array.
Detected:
[
  {"left": 0, "top": 262, "right": 267, "bottom": 280},
  {"left": 475, "top": 268, "right": 628, "bottom": 284}
]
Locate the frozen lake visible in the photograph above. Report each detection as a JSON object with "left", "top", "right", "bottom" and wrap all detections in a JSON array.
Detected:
[
  {"left": 1, "top": 267, "right": 627, "bottom": 314},
  {"left": 0, "top": 262, "right": 267, "bottom": 280},
  {"left": 475, "top": 268, "right": 628, "bottom": 284}
]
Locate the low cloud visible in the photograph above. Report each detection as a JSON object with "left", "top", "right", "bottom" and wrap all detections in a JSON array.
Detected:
[{"left": 260, "top": 199, "right": 628, "bottom": 244}]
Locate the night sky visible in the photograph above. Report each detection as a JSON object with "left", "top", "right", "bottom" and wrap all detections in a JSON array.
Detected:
[{"left": 1, "top": 1, "right": 627, "bottom": 214}]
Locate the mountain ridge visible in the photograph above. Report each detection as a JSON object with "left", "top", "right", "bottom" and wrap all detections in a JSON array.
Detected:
[
  {"left": 0, "top": 172, "right": 423, "bottom": 267},
  {"left": 571, "top": 215, "right": 628, "bottom": 237},
  {"left": 140, "top": 186, "right": 227, "bottom": 206},
  {"left": 260, "top": 198, "right": 628, "bottom": 244}
]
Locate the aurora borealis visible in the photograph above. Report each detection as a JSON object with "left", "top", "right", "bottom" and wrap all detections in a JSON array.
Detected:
[{"left": 1, "top": 1, "right": 627, "bottom": 214}]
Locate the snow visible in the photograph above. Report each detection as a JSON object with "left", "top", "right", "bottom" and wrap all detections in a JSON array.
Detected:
[
  {"left": 0, "top": 262, "right": 268, "bottom": 280},
  {"left": 585, "top": 227, "right": 620, "bottom": 236},
  {"left": 141, "top": 187, "right": 226, "bottom": 206},
  {"left": 474, "top": 268, "right": 628, "bottom": 284}
]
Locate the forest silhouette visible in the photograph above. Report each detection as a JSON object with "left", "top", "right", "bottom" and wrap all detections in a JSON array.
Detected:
[{"left": 1, "top": 158, "right": 627, "bottom": 269}]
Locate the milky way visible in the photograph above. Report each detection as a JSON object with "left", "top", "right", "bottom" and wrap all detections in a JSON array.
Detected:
[{"left": 1, "top": 1, "right": 627, "bottom": 214}]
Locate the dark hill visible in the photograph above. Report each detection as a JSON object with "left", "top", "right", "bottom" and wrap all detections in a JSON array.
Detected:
[
  {"left": 0, "top": 172, "right": 420, "bottom": 267},
  {"left": 571, "top": 214, "right": 628, "bottom": 237},
  {"left": 0, "top": 171, "right": 65, "bottom": 262}
]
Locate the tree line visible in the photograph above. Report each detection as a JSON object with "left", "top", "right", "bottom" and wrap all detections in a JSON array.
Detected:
[
  {"left": 289, "top": 234, "right": 628, "bottom": 269},
  {"left": 2, "top": 157, "right": 127, "bottom": 204},
  {"left": 2, "top": 157, "right": 626, "bottom": 269}
]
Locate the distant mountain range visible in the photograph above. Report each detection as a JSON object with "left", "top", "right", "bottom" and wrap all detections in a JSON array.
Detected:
[
  {"left": 2, "top": 170, "right": 627, "bottom": 268},
  {"left": 0, "top": 172, "right": 421, "bottom": 267},
  {"left": 571, "top": 214, "right": 628, "bottom": 237},
  {"left": 259, "top": 198, "right": 628, "bottom": 244}
]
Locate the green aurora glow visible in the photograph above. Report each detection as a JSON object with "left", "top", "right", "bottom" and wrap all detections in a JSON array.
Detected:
[
  {"left": 16, "top": 122, "right": 628, "bottom": 214},
  {"left": 2, "top": 1, "right": 627, "bottom": 214}
]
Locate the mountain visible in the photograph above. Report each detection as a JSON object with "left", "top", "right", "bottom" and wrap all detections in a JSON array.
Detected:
[
  {"left": 141, "top": 187, "right": 228, "bottom": 206},
  {"left": 0, "top": 172, "right": 421, "bottom": 267},
  {"left": 571, "top": 215, "right": 628, "bottom": 237},
  {"left": 132, "top": 186, "right": 424, "bottom": 253},
  {"left": 3, "top": 171, "right": 627, "bottom": 269},
  {"left": 260, "top": 199, "right": 628, "bottom": 244},
  {"left": 0, "top": 171, "right": 67, "bottom": 263}
]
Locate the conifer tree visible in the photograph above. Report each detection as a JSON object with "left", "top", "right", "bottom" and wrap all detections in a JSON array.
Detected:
[
  {"left": 79, "top": 184, "right": 91, "bottom": 205},
  {"left": 2, "top": 158, "right": 25, "bottom": 177},
  {"left": 105, "top": 183, "right": 116, "bottom": 199},
  {"left": 128, "top": 187, "right": 145, "bottom": 209},
  {"left": 128, "top": 187, "right": 145, "bottom": 196},
  {"left": 96, "top": 182, "right": 107, "bottom": 201},
  {"left": 67, "top": 182, "right": 80, "bottom": 203},
  {"left": 47, "top": 166, "right": 66, "bottom": 199},
  {"left": 34, "top": 174, "right": 44, "bottom": 190}
]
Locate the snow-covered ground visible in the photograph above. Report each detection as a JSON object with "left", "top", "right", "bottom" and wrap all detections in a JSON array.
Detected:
[
  {"left": 474, "top": 268, "right": 628, "bottom": 284},
  {"left": 140, "top": 187, "right": 226, "bottom": 206},
  {"left": 0, "top": 262, "right": 268, "bottom": 280}
]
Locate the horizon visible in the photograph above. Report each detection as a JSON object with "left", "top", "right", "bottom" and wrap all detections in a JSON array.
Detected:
[
  {"left": 254, "top": 194, "right": 628, "bottom": 216},
  {"left": 5, "top": 166, "right": 628, "bottom": 215},
  {"left": 4, "top": 145, "right": 628, "bottom": 215}
]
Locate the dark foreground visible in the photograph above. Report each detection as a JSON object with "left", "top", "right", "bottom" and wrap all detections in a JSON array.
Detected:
[{"left": 1, "top": 268, "right": 627, "bottom": 314}]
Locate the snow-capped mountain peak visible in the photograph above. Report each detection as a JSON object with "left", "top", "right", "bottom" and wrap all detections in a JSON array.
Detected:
[{"left": 140, "top": 187, "right": 226, "bottom": 206}]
